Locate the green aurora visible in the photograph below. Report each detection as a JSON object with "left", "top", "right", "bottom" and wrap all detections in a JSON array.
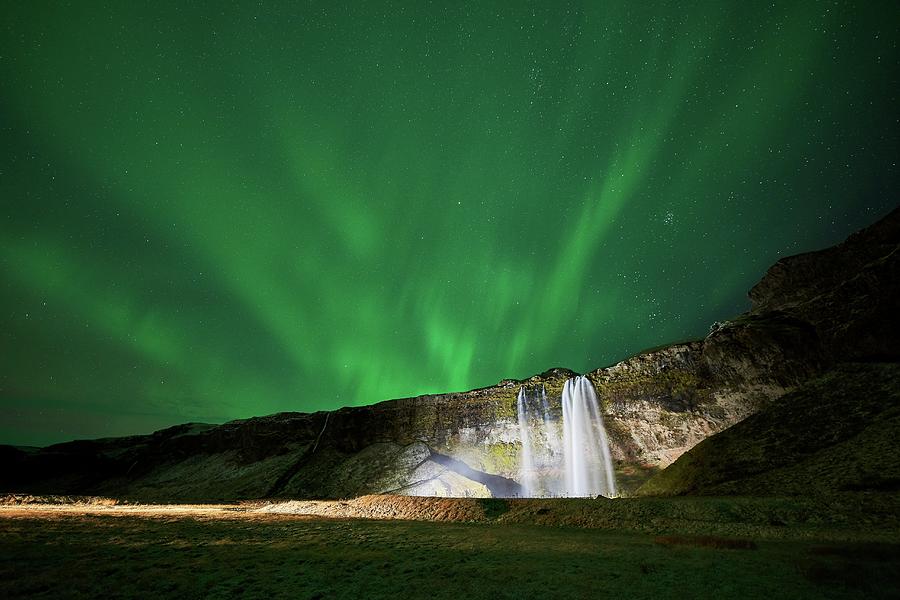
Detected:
[{"left": 1, "top": 2, "right": 896, "bottom": 446}]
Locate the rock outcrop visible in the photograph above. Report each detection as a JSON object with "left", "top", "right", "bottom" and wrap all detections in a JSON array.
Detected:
[
  {"left": 748, "top": 207, "right": 900, "bottom": 361},
  {"left": 2, "top": 207, "right": 897, "bottom": 501}
]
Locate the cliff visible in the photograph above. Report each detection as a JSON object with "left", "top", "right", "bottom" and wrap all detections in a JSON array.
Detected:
[
  {"left": 3, "top": 207, "right": 898, "bottom": 501},
  {"left": 748, "top": 207, "right": 900, "bottom": 361},
  {"left": 637, "top": 205, "right": 900, "bottom": 496}
]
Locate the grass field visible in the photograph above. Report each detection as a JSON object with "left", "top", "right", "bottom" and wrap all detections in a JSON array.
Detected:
[{"left": 2, "top": 496, "right": 899, "bottom": 599}]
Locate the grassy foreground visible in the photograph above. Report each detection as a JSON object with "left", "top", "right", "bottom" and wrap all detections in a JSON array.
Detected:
[{"left": 2, "top": 495, "right": 900, "bottom": 599}]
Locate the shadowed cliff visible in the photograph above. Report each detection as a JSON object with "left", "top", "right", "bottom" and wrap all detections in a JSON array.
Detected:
[{"left": 638, "top": 206, "right": 900, "bottom": 496}]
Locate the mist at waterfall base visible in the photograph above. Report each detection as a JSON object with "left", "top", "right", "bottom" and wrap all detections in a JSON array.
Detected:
[{"left": 516, "top": 376, "right": 617, "bottom": 498}]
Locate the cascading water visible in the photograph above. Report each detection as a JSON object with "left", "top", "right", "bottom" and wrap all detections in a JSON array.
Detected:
[
  {"left": 515, "top": 376, "right": 617, "bottom": 498},
  {"left": 562, "top": 376, "right": 617, "bottom": 497},
  {"left": 516, "top": 387, "right": 537, "bottom": 496},
  {"left": 540, "top": 384, "right": 564, "bottom": 496}
]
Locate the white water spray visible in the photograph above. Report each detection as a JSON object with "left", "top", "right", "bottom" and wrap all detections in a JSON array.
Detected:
[
  {"left": 515, "top": 376, "right": 616, "bottom": 498},
  {"left": 540, "top": 384, "right": 562, "bottom": 462},
  {"left": 562, "top": 376, "right": 617, "bottom": 497},
  {"left": 516, "top": 387, "right": 537, "bottom": 496}
]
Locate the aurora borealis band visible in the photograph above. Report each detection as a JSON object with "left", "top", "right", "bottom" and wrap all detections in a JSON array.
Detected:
[{"left": 1, "top": 2, "right": 896, "bottom": 446}]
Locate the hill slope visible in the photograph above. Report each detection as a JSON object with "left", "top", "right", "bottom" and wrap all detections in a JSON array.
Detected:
[{"left": 637, "top": 363, "right": 900, "bottom": 496}]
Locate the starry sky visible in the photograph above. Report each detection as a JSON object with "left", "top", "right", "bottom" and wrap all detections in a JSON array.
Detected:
[{"left": 1, "top": 2, "right": 897, "bottom": 446}]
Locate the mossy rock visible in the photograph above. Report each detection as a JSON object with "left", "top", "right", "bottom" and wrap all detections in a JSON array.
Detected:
[{"left": 480, "top": 442, "right": 520, "bottom": 475}]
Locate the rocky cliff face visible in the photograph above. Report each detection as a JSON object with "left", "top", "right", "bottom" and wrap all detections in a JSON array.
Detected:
[
  {"left": 748, "top": 208, "right": 899, "bottom": 361},
  {"left": 3, "top": 208, "right": 897, "bottom": 501},
  {"left": 633, "top": 207, "right": 900, "bottom": 497}
]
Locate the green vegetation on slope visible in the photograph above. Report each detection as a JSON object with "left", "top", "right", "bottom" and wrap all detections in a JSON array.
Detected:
[{"left": 637, "top": 363, "right": 900, "bottom": 496}]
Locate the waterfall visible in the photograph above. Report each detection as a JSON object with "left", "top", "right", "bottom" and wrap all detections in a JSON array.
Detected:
[
  {"left": 562, "top": 376, "right": 617, "bottom": 497},
  {"left": 516, "top": 387, "right": 537, "bottom": 496},
  {"left": 515, "top": 376, "right": 616, "bottom": 498},
  {"left": 540, "top": 384, "right": 562, "bottom": 460}
]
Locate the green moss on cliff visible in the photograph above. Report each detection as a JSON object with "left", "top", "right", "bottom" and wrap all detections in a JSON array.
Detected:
[
  {"left": 480, "top": 443, "right": 519, "bottom": 474},
  {"left": 489, "top": 390, "right": 520, "bottom": 420},
  {"left": 594, "top": 368, "right": 712, "bottom": 410}
]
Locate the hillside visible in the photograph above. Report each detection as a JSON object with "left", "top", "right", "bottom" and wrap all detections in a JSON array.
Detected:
[{"left": 637, "top": 363, "right": 900, "bottom": 496}]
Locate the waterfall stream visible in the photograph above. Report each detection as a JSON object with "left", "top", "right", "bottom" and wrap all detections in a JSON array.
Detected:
[
  {"left": 516, "top": 376, "right": 616, "bottom": 497},
  {"left": 516, "top": 387, "right": 537, "bottom": 496}
]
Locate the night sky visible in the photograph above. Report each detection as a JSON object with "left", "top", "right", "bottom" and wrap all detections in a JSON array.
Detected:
[{"left": 1, "top": 2, "right": 897, "bottom": 446}]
